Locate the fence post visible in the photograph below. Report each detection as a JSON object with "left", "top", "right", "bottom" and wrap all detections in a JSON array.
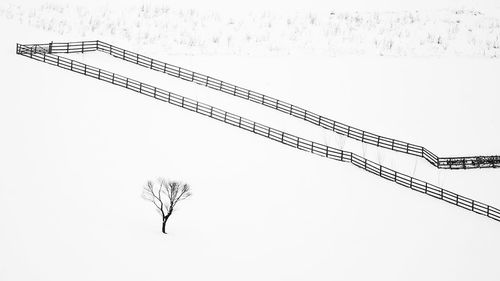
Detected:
[
  {"left": 67, "top": 42, "right": 69, "bottom": 53},
  {"left": 81, "top": 41, "right": 84, "bottom": 53},
  {"left": 48, "top": 41, "right": 53, "bottom": 54}
]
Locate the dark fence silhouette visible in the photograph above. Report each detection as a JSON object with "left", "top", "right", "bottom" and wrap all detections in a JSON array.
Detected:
[
  {"left": 23, "top": 40, "right": 500, "bottom": 170},
  {"left": 16, "top": 42, "right": 500, "bottom": 223}
]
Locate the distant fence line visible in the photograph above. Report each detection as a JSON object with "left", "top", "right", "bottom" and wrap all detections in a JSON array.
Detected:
[
  {"left": 16, "top": 42, "right": 500, "bottom": 223},
  {"left": 22, "top": 40, "right": 500, "bottom": 170}
]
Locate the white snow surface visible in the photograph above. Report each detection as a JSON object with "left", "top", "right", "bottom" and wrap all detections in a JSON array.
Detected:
[
  {"left": 1, "top": 1, "right": 500, "bottom": 280},
  {"left": 2, "top": 2, "right": 500, "bottom": 57}
]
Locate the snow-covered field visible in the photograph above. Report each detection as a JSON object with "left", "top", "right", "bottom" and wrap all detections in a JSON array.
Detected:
[
  {"left": 2, "top": 2, "right": 500, "bottom": 57},
  {"left": 1, "top": 1, "right": 500, "bottom": 280}
]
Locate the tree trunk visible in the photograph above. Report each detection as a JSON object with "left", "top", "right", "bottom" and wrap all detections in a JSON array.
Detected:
[
  {"left": 162, "top": 218, "right": 167, "bottom": 234},
  {"left": 161, "top": 211, "right": 172, "bottom": 234}
]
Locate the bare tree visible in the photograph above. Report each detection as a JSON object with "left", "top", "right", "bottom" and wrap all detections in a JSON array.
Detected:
[{"left": 142, "top": 178, "right": 192, "bottom": 234}]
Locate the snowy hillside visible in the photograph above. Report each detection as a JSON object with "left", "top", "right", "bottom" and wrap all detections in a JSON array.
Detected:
[
  {"left": 1, "top": 1, "right": 500, "bottom": 281},
  {"left": 1, "top": 3, "right": 500, "bottom": 57}
]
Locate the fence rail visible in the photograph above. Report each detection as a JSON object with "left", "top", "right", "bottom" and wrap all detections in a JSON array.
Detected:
[
  {"left": 30, "top": 40, "right": 497, "bottom": 170},
  {"left": 21, "top": 40, "right": 500, "bottom": 170},
  {"left": 16, "top": 42, "right": 500, "bottom": 223}
]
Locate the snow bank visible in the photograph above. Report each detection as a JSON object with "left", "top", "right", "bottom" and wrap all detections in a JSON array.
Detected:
[{"left": 1, "top": 3, "right": 500, "bottom": 57}]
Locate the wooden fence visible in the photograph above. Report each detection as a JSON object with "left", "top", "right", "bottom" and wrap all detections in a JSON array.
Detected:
[
  {"left": 16, "top": 42, "right": 500, "bottom": 223},
  {"left": 24, "top": 40, "right": 500, "bottom": 170}
]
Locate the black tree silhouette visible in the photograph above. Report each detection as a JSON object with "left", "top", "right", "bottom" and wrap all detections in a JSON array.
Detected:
[{"left": 142, "top": 179, "right": 192, "bottom": 234}]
